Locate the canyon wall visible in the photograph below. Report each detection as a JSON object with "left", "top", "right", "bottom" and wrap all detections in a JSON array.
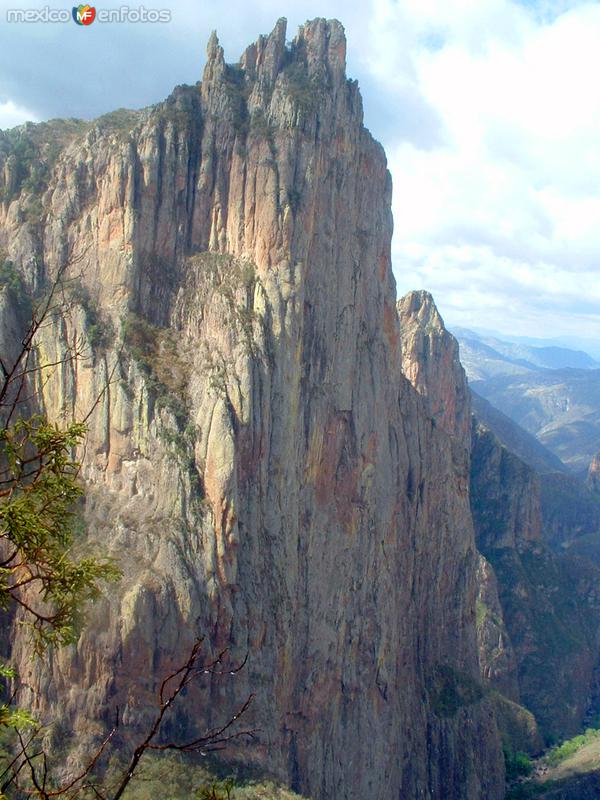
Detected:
[
  {"left": 0, "top": 19, "right": 504, "bottom": 800},
  {"left": 397, "top": 290, "right": 600, "bottom": 749}
]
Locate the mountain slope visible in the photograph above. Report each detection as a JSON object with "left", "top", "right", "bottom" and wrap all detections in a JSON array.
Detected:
[
  {"left": 470, "top": 420, "right": 600, "bottom": 741},
  {"left": 470, "top": 368, "right": 600, "bottom": 473},
  {"left": 470, "top": 389, "right": 600, "bottom": 555},
  {"left": 470, "top": 390, "right": 567, "bottom": 475},
  {"left": 452, "top": 329, "right": 600, "bottom": 474}
]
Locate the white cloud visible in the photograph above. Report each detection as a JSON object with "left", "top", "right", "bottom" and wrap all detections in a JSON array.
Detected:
[
  {"left": 0, "top": 99, "right": 39, "bottom": 130},
  {"left": 0, "top": 0, "right": 597, "bottom": 343},
  {"left": 376, "top": 0, "right": 600, "bottom": 341}
]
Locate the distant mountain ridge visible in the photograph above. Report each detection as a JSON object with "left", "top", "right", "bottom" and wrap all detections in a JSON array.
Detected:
[
  {"left": 453, "top": 327, "right": 600, "bottom": 364},
  {"left": 454, "top": 329, "right": 600, "bottom": 474},
  {"left": 453, "top": 327, "right": 599, "bottom": 381},
  {"left": 470, "top": 368, "right": 600, "bottom": 473},
  {"left": 470, "top": 390, "right": 568, "bottom": 475}
]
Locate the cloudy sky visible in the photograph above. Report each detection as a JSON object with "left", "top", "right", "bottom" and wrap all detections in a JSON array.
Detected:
[{"left": 1, "top": 0, "right": 599, "bottom": 350}]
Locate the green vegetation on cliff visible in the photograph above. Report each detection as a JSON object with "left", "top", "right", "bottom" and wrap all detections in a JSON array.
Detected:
[
  {"left": 545, "top": 728, "right": 600, "bottom": 767},
  {"left": 113, "top": 753, "right": 310, "bottom": 800},
  {"left": 69, "top": 279, "right": 115, "bottom": 353},
  {"left": 0, "top": 257, "right": 31, "bottom": 316},
  {"left": 0, "top": 119, "right": 86, "bottom": 207},
  {"left": 429, "top": 664, "right": 484, "bottom": 718},
  {"left": 504, "top": 727, "right": 600, "bottom": 798},
  {"left": 121, "top": 312, "right": 189, "bottom": 424}
]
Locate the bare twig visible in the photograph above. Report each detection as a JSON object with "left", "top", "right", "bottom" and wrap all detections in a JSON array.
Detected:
[
  {"left": 111, "top": 638, "right": 254, "bottom": 800},
  {"left": 43, "top": 728, "right": 116, "bottom": 798},
  {"left": 3, "top": 638, "right": 254, "bottom": 800}
]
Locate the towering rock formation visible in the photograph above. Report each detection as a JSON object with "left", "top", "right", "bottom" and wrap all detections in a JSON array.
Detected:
[
  {"left": 0, "top": 20, "right": 504, "bottom": 799},
  {"left": 398, "top": 292, "right": 525, "bottom": 737},
  {"left": 397, "top": 290, "right": 600, "bottom": 748}
]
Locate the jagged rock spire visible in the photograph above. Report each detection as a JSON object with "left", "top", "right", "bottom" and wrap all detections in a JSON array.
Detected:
[
  {"left": 297, "top": 17, "right": 347, "bottom": 85},
  {"left": 398, "top": 290, "right": 471, "bottom": 447},
  {"left": 204, "top": 17, "right": 348, "bottom": 97}
]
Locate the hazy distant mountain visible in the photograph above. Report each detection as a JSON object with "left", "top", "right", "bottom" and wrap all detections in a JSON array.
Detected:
[
  {"left": 470, "top": 368, "right": 600, "bottom": 474},
  {"left": 453, "top": 327, "right": 599, "bottom": 379},
  {"left": 471, "top": 390, "right": 568, "bottom": 475},
  {"left": 453, "top": 329, "right": 600, "bottom": 473},
  {"left": 455, "top": 333, "right": 533, "bottom": 380},
  {"left": 454, "top": 326, "right": 600, "bottom": 363}
]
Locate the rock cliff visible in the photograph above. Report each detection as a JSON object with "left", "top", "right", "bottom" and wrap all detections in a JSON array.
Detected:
[
  {"left": 398, "top": 291, "right": 600, "bottom": 748},
  {"left": 0, "top": 19, "right": 504, "bottom": 800},
  {"left": 397, "top": 290, "right": 470, "bottom": 449},
  {"left": 398, "top": 292, "right": 534, "bottom": 751},
  {"left": 471, "top": 419, "right": 600, "bottom": 740}
]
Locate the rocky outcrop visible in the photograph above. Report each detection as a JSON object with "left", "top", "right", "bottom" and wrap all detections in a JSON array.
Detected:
[
  {"left": 475, "top": 555, "right": 520, "bottom": 702},
  {"left": 0, "top": 19, "right": 504, "bottom": 800},
  {"left": 471, "top": 421, "right": 542, "bottom": 552},
  {"left": 398, "top": 290, "right": 471, "bottom": 449}
]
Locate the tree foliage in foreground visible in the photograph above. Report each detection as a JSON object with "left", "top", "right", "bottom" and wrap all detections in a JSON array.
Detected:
[
  {"left": 0, "top": 248, "right": 119, "bottom": 648},
  {"left": 0, "top": 416, "right": 120, "bottom": 652},
  {"left": 0, "top": 252, "right": 255, "bottom": 799}
]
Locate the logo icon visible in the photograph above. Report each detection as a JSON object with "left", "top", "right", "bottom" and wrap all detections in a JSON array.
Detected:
[{"left": 72, "top": 4, "right": 95, "bottom": 24}]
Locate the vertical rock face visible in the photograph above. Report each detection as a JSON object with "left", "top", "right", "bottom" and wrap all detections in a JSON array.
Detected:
[
  {"left": 398, "top": 290, "right": 513, "bottom": 782},
  {"left": 397, "top": 291, "right": 600, "bottom": 745},
  {"left": 398, "top": 291, "right": 525, "bottom": 737},
  {"left": 1, "top": 20, "right": 504, "bottom": 799},
  {"left": 471, "top": 420, "right": 600, "bottom": 740},
  {"left": 471, "top": 421, "right": 542, "bottom": 553},
  {"left": 475, "top": 554, "right": 520, "bottom": 703}
]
